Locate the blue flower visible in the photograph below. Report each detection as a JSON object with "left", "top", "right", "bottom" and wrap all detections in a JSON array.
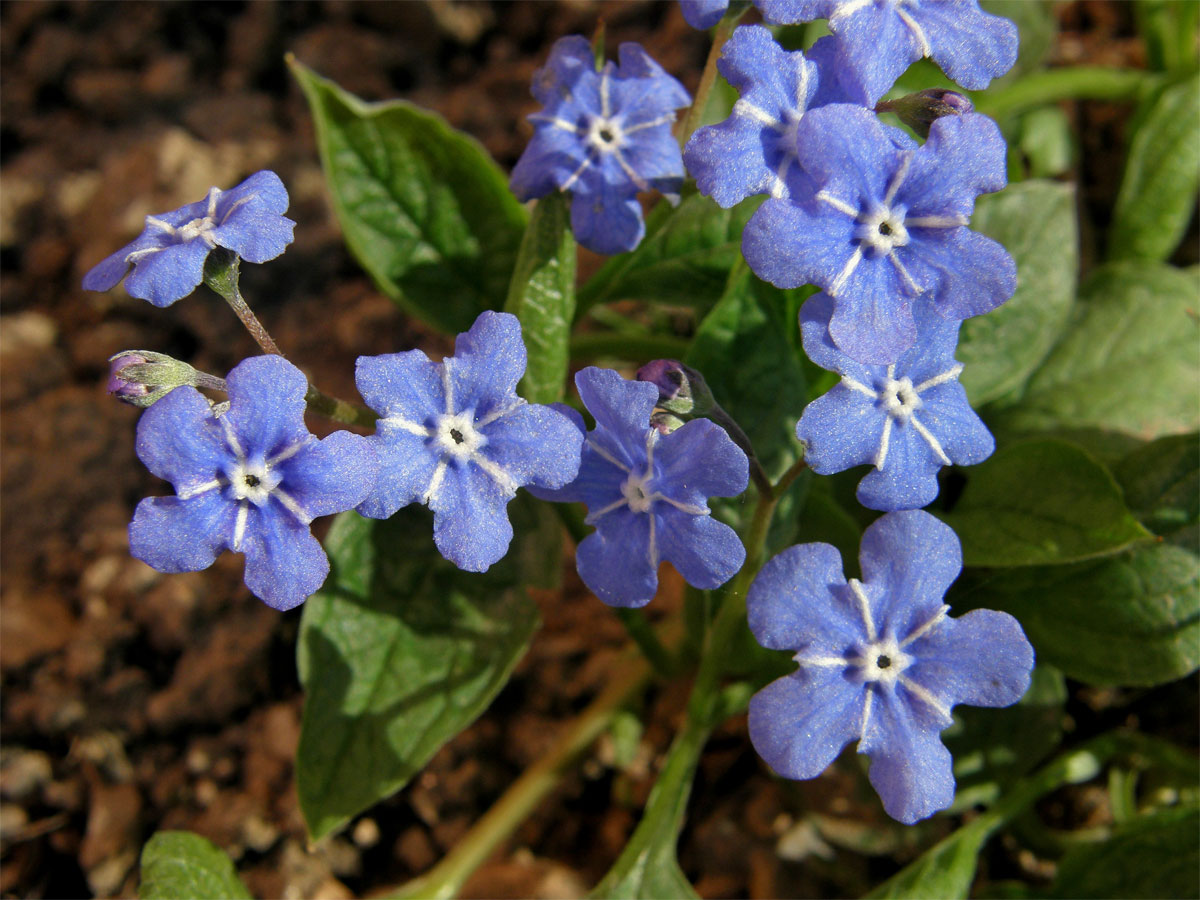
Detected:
[
  {"left": 83, "top": 171, "right": 296, "bottom": 308},
  {"left": 531, "top": 366, "right": 748, "bottom": 607},
  {"left": 680, "top": 0, "right": 730, "bottom": 29},
  {"left": 129, "top": 355, "right": 379, "bottom": 611},
  {"left": 510, "top": 36, "right": 691, "bottom": 256},
  {"left": 747, "top": 510, "right": 1033, "bottom": 823},
  {"left": 355, "top": 311, "right": 583, "bottom": 572},
  {"left": 743, "top": 104, "right": 1014, "bottom": 364},
  {"left": 795, "top": 293, "right": 993, "bottom": 510},
  {"left": 684, "top": 27, "right": 854, "bottom": 208},
  {"left": 757, "top": 0, "right": 1018, "bottom": 106}
]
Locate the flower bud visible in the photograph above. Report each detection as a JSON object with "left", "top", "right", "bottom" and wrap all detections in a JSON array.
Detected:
[
  {"left": 107, "top": 350, "right": 211, "bottom": 408},
  {"left": 636, "top": 359, "right": 715, "bottom": 418},
  {"left": 877, "top": 89, "right": 974, "bottom": 139}
]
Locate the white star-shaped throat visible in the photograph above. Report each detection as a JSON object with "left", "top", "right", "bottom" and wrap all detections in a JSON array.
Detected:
[{"left": 840, "top": 362, "right": 964, "bottom": 469}]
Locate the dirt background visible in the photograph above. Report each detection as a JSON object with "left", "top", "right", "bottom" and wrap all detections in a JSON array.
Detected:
[{"left": 1, "top": 2, "right": 1194, "bottom": 898}]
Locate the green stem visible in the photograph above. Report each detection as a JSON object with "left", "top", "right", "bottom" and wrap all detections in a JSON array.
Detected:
[
  {"left": 303, "top": 385, "right": 378, "bottom": 429},
  {"left": 390, "top": 654, "right": 654, "bottom": 900},
  {"left": 569, "top": 331, "right": 691, "bottom": 364},
  {"left": 974, "top": 67, "right": 1161, "bottom": 118},
  {"left": 202, "top": 249, "right": 282, "bottom": 356},
  {"left": 680, "top": 9, "right": 742, "bottom": 146}
]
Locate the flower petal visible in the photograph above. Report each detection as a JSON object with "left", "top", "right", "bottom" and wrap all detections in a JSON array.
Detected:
[
  {"left": 742, "top": 196, "right": 856, "bottom": 291},
  {"left": 906, "top": 609, "right": 1034, "bottom": 708},
  {"left": 129, "top": 493, "right": 233, "bottom": 574},
  {"left": 905, "top": 227, "right": 1017, "bottom": 322},
  {"left": 278, "top": 431, "right": 379, "bottom": 519},
  {"left": 429, "top": 463, "right": 515, "bottom": 572},
  {"left": 749, "top": 669, "right": 864, "bottom": 780},
  {"left": 356, "top": 431, "right": 439, "bottom": 520},
  {"left": 680, "top": 0, "right": 728, "bottom": 30},
  {"left": 448, "top": 311, "right": 527, "bottom": 415},
  {"left": 656, "top": 508, "right": 745, "bottom": 591},
  {"left": 576, "top": 511, "right": 658, "bottom": 607},
  {"left": 575, "top": 367, "right": 658, "bottom": 454},
  {"left": 912, "top": 380, "right": 995, "bottom": 465},
  {"left": 241, "top": 503, "right": 330, "bottom": 610},
  {"left": 859, "top": 686, "right": 956, "bottom": 824},
  {"left": 480, "top": 403, "right": 584, "bottom": 490},
  {"left": 222, "top": 356, "right": 311, "bottom": 460},
  {"left": 918, "top": 4, "right": 1018, "bottom": 91},
  {"left": 796, "top": 387, "right": 885, "bottom": 476},
  {"left": 798, "top": 292, "right": 877, "bottom": 385},
  {"left": 356, "top": 350, "right": 443, "bottom": 422},
  {"left": 569, "top": 180, "right": 645, "bottom": 256},
  {"left": 747, "top": 542, "right": 861, "bottom": 652},
  {"left": 122, "top": 239, "right": 211, "bottom": 307},
  {"left": 655, "top": 418, "right": 748, "bottom": 504},
  {"left": 901, "top": 113, "right": 1008, "bottom": 219},
  {"left": 134, "top": 386, "right": 228, "bottom": 492},
  {"left": 858, "top": 511, "right": 962, "bottom": 638},
  {"left": 855, "top": 421, "right": 945, "bottom": 511}
]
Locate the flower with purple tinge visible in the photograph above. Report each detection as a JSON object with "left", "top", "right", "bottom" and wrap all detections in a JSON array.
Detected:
[
  {"left": 757, "top": 0, "right": 1018, "bottom": 107},
  {"left": 748, "top": 510, "right": 1034, "bottom": 823},
  {"left": 355, "top": 311, "right": 583, "bottom": 572},
  {"left": 129, "top": 355, "right": 379, "bottom": 611},
  {"left": 680, "top": 0, "right": 730, "bottom": 29},
  {"left": 509, "top": 36, "right": 691, "bottom": 256},
  {"left": 684, "top": 27, "right": 854, "bottom": 208},
  {"left": 530, "top": 367, "right": 748, "bottom": 607},
  {"left": 83, "top": 171, "right": 296, "bottom": 307},
  {"left": 743, "top": 104, "right": 1014, "bottom": 365},
  {"left": 795, "top": 293, "right": 993, "bottom": 510}
]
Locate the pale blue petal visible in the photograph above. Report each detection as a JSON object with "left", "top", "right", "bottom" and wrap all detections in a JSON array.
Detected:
[
  {"left": 523, "top": 403, "right": 589, "bottom": 503},
  {"left": 616, "top": 43, "right": 691, "bottom": 110},
  {"left": 685, "top": 114, "right": 779, "bottom": 208},
  {"left": 828, "top": 5, "right": 923, "bottom": 106},
  {"left": 222, "top": 356, "right": 310, "bottom": 460},
  {"left": 906, "top": 609, "right": 1034, "bottom": 709},
  {"left": 82, "top": 237, "right": 148, "bottom": 292},
  {"left": 743, "top": 197, "right": 856, "bottom": 290},
  {"left": 913, "top": 380, "right": 994, "bottom": 464},
  {"left": 448, "top": 310, "right": 527, "bottom": 415},
  {"left": 798, "top": 293, "right": 877, "bottom": 386},
  {"left": 576, "top": 511, "right": 658, "bottom": 607},
  {"left": 905, "top": 227, "right": 1017, "bottom": 321},
  {"left": 901, "top": 113, "right": 1008, "bottom": 219},
  {"left": 680, "top": 0, "right": 728, "bottom": 30},
  {"left": 575, "top": 367, "right": 658, "bottom": 452},
  {"left": 122, "top": 239, "right": 211, "bottom": 307},
  {"left": 891, "top": 300, "right": 963, "bottom": 386},
  {"left": 510, "top": 127, "right": 589, "bottom": 200},
  {"left": 826, "top": 252, "right": 917, "bottom": 366},
  {"left": 430, "top": 463, "right": 514, "bottom": 572},
  {"left": 747, "top": 542, "right": 862, "bottom": 652},
  {"left": 569, "top": 179, "right": 645, "bottom": 255},
  {"left": 211, "top": 208, "right": 295, "bottom": 264},
  {"left": 855, "top": 421, "right": 944, "bottom": 511},
  {"left": 134, "top": 386, "right": 228, "bottom": 492},
  {"left": 796, "top": 387, "right": 883, "bottom": 475},
  {"left": 357, "top": 430, "right": 438, "bottom": 520},
  {"left": 355, "top": 350, "right": 443, "bottom": 423},
  {"left": 241, "top": 504, "right": 329, "bottom": 611},
  {"left": 749, "top": 670, "right": 864, "bottom": 780},
  {"left": 918, "top": 3, "right": 1018, "bottom": 90},
  {"left": 859, "top": 686, "right": 956, "bottom": 824},
  {"left": 617, "top": 130, "right": 685, "bottom": 196},
  {"left": 756, "top": 0, "right": 830, "bottom": 23},
  {"left": 217, "top": 170, "right": 290, "bottom": 216},
  {"left": 530, "top": 36, "right": 596, "bottom": 111},
  {"left": 794, "top": 104, "right": 899, "bottom": 202},
  {"left": 129, "top": 493, "right": 233, "bottom": 574},
  {"left": 656, "top": 508, "right": 745, "bottom": 590},
  {"left": 556, "top": 443, "right": 630, "bottom": 511},
  {"left": 655, "top": 418, "right": 748, "bottom": 504},
  {"left": 481, "top": 403, "right": 584, "bottom": 490},
  {"left": 858, "top": 510, "right": 961, "bottom": 638},
  {"left": 277, "top": 431, "right": 379, "bottom": 519}
]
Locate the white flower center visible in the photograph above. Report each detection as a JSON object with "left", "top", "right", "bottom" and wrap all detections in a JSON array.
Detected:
[
  {"left": 586, "top": 115, "right": 626, "bottom": 154},
  {"left": 856, "top": 203, "right": 910, "bottom": 255},
  {"left": 620, "top": 472, "right": 655, "bottom": 513},
  {"left": 856, "top": 637, "right": 910, "bottom": 685},
  {"left": 228, "top": 459, "right": 282, "bottom": 506},
  {"left": 176, "top": 215, "right": 218, "bottom": 243},
  {"left": 879, "top": 375, "right": 921, "bottom": 422},
  {"left": 434, "top": 411, "right": 485, "bottom": 461}
]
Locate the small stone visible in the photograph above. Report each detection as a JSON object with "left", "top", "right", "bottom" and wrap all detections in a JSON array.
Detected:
[
  {"left": 0, "top": 804, "right": 29, "bottom": 841},
  {"left": 0, "top": 750, "right": 53, "bottom": 801},
  {"left": 351, "top": 817, "right": 379, "bottom": 848}
]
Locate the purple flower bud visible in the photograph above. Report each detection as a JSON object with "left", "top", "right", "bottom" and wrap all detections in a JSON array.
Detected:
[
  {"left": 878, "top": 89, "right": 975, "bottom": 140},
  {"left": 636, "top": 359, "right": 714, "bottom": 417},
  {"left": 108, "top": 353, "right": 155, "bottom": 401},
  {"left": 106, "top": 350, "right": 223, "bottom": 409}
]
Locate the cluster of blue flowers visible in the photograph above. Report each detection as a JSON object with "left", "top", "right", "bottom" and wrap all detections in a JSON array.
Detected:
[{"left": 84, "top": 0, "right": 1036, "bottom": 827}]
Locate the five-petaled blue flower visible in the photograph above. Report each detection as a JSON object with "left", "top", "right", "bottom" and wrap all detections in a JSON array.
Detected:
[
  {"left": 129, "top": 355, "right": 379, "bottom": 611},
  {"left": 83, "top": 171, "right": 296, "bottom": 307},
  {"left": 743, "top": 104, "right": 1015, "bottom": 365},
  {"left": 747, "top": 509, "right": 1034, "bottom": 823},
  {"left": 510, "top": 36, "right": 691, "bottom": 256},
  {"left": 684, "top": 27, "right": 851, "bottom": 209},
  {"left": 355, "top": 311, "right": 583, "bottom": 572},
  {"left": 757, "top": 0, "right": 1018, "bottom": 106},
  {"left": 530, "top": 366, "right": 748, "bottom": 607},
  {"left": 795, "top": 293, "right": 993, "bottom": 510}
]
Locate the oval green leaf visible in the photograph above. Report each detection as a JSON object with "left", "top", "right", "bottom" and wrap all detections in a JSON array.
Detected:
[{"left": 139, "top": 831, "right": 251, "bottom": 900}]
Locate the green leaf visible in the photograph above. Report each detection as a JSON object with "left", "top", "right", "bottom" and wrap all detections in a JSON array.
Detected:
[
  {"left": 958, "top": 181, "right": 1077, "bottom": 406},
  {"left": 289, "top": 57, "right": 527, "bottom": 334},
  {"left": 1049, "top": 805, "right": 1200, "bottom": 899},
  {"left": 982, "top": 0, "right": 1057, "bottom": 78},
  {"left": 959, "top": 542, "right": 1199, "bottom": 687},
  {"left": 866, "top": 818, "right": 990, "bottom": 900},
  {"left": 1113, "top": 433, "right": 1199, "bottom": 547},
  {"left": 686, "top": 268, "right": 807, "bottom": 480},
  {"left": 1134, "top": 1, "right": 1200, "bottom": 73},
  {"left": 591, "top": 724, "right": 705, "bottom": 899},
  {"left": 999, "top": 262, "right": 1200, "bottom": 438},
  {"left": 1110, "top": 78, "right": 1200, "bottom": 262},
  {"left": 296, "top": 509, "right": 540, "bottom": 841},
  {"left": 937, "top": 439, "right": 1152, "bottom": 567},
  {"left": 139, "top": 831, "right": 251, "bottom": 900},
  {"left": 577, "top": 192, "right": 762, "bottom": 316},
  {"left": 504, "top": 192, "right": 576, "bottom": 404}
]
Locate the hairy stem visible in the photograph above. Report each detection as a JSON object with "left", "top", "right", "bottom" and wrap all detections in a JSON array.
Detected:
[
  {"left": 202, "top": 249, "right": 282, "bottom": 356},
  {"left": 303, "top": 385, "right": 378, "bottom": 429}
]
